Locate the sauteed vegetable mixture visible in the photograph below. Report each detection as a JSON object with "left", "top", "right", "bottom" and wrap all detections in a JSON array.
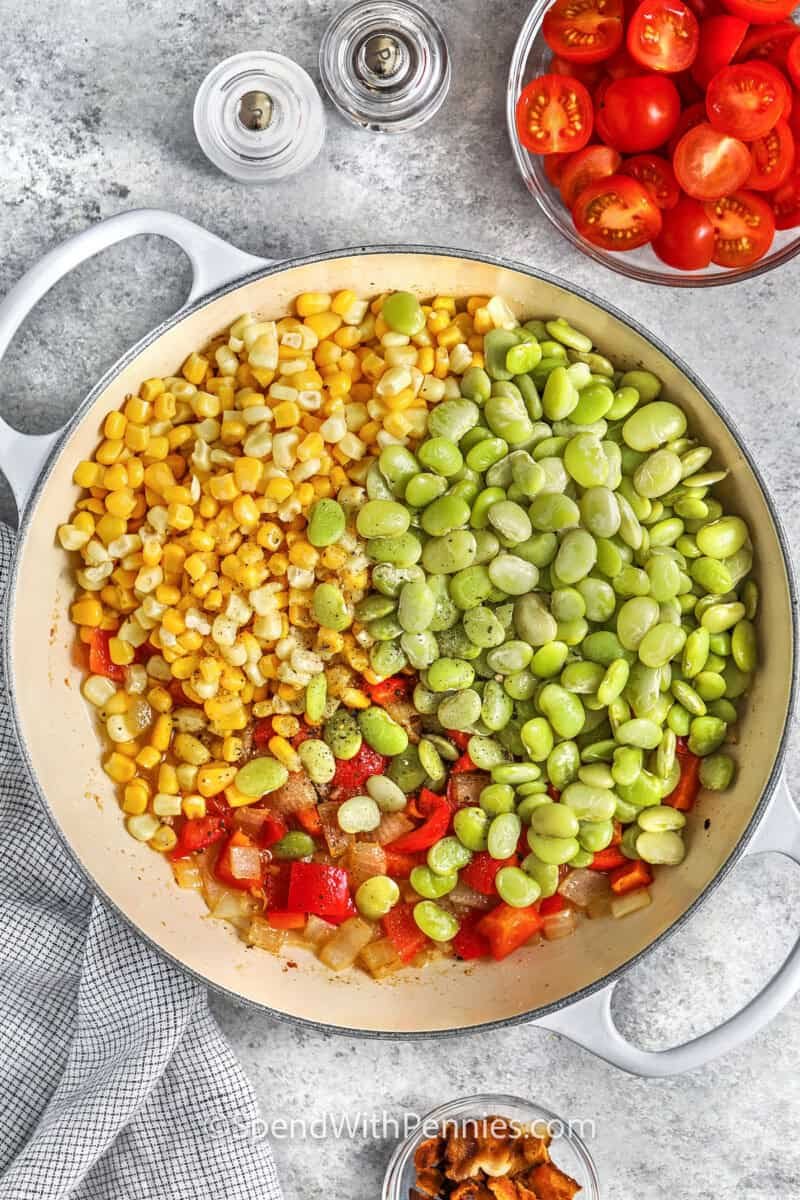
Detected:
[{"left": 61, "top": 288, "right": 757, "bottom": 975}]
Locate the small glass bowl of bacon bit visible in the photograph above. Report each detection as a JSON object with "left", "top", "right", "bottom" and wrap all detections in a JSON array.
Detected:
[
  {"left": 382, "top": 1094, "right": 600, "bottom": 1200},
  {"left": 507, "top": 0, "right": 800, "bottom": 285}
]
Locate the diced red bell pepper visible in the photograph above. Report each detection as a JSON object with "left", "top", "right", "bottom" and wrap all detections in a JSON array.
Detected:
[
  {"left": 286, "top": 861, "right": 352, "bottom": 920},
  {"left": 294, "top": 806, "right": 322, "bottom": 837},
  {"left": 609, "top": 859, "right": 653, "bottom": 895},
  {"left": 331, "top": 743, "right": 388, "bottom": 794},
  {"left": 452, "top": 912, "right": 491, "bottom": 961},
  {"left": 262, "top": 863, "right": 291, "bottom": 910},
  {"left": 215, "top": 830, "right": 264, "bottom": 891},
  {"left": 88, "top": 629, "right": 125, "bottom": 682},
  {"left": 266, "top": 911, "right": 306, "bottom": 930},
  {"left": 539, "top": 894, "right": 567, "bottom": 917},
  {"left": 367, "top": 675, "right": 414, "bottom": 707},
  {"left": 476, "top": 902, "right": 543, "bottom": 961},
  {"left": 259, "top": 813, "right": 289, "bottom": 848},
  {"left": 449, "top": 730, "right": 471, "bottom": 751},
  {"left": 253, "top": 718, "right": 274, "bottom": 747},
  {"left": 451, "top": 751, "right": 476, "bottom": 774},
  {"left": 382, "top": 903, "right": 429, "bottom": 962},
  {"left": 611, "top": 819, "right": 622, "bottom": 845},
  {"left": 547, "top": 785, "right": 561, "bottom": 801},
  {"left": 386, "top": 792, "right": 451, "bottom": 853},
  {"left": 589, "top": 846, "right": 629, "bottom": 871},
  {"left": 290, "top": 724, "right": 315, "bottom": 748},
  {"left": 666, "top": 743, "right": 701, "bottom": 811},
  {"left": 325, "top": 893, "right": 358, "bottom": 925},
  {"left": 169, "top": 815, "right": 226, "bottom": 860},
  {"left": 384, "top": 849, "right": 425, "bottom": 879},
  {"left": 460, "top": 851, "right": 518, "bottom": 896}
]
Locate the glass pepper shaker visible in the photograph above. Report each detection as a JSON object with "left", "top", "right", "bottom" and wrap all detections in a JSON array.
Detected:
[
  {"left": 319, "top": 0, "right": 451, "bottom": 134},
  {"left": 193, "top": 51, "right": 326, "bottom": 183}
]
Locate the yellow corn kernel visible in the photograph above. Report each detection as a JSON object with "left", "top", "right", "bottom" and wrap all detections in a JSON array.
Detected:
[
  {"left": 466, "top": 295, "right": 489, "bottom": 314},
  {"left": 147, "top": 686, "right": 173, "bottom": 714},
  {"left": 220, "top": 736, "right": 243, "bottom": 763},
  {"left": 432, "top": 295, "right": 456, "bottom": 314},
  {"left": 182, "top": 352, "right": 209, "bottom": 385},
  {"left": 473, "top": 306, "right": 493, "bottom": 334},
  {"left": 384, "top": 412, "right": 413, "bottom": 438},
  {"left": 96, "top": 439, "right": 124, "bottom": 466},
  {"left": 315, "top": 341, "right": 342, "bottom": 369},
  {"left": 271, "top": 401, "right": 299, "bottom": 429},
  {"left": 138, "top": 377, "right": 164, "bottom": 403},
  {"left": 297, "top": 432, "right": 324, "bottom": 462},
  {"left": 135, "top": 745, "right": 161, "bottom": 771},
  {"left": 73, "top": 511, "right": 96, "bottom": 535},
  {"left": 154, "top": 392, "right": 177, "bottom": 422},
  {"left": 295, "top": 482, "right": 314, "bottom": 507},
  {"left": 331, "top": 289, "right": 357, "bottom": 316},
  {"left": 198, "top": 496, "right": 219, "bottom": 520},
  {"left": 433, "top": 347, "right": 450, "bottom": 379},
  {"left": 71, "top": 597, "right": 104, "bottom": 627},
  {"left": 427, "top": 309, "right": 450, "bottom": 334},
  {"left": 104, "top": 410, "right": 127, "bottom": 440},
  {"left": 180, "top": 794, "right": 206, "bottom": 820},
  {"left": 271, "top": 715, "right": 300, "bottom": 739},
  {"left": 103, "top": 463, "right": 128, "bottom": 491},
  {"left": 124, "top": 396, "right": 152, "bottom": 424},
  {"left": 122, "top": 423, "right": 148, "bottom": 453},
  {"left": 417, "top": 346, "right": 435, "bottom": 374},
  {"left": 437, "top": 324, "right": 463, "bottom": 349},
  {"left": 296, "top": 292, "right": 331, "bottom": 318},
  {"left": 232, "top": 456, "right": 262, "bottom": 494},
  {"left": 104, "top": 752, "right": 137, "bottom": 784},
  {"left": 107, "top": 636, "right": 133, "bottom": 667},
  {"left": 122, "top": 779, "right": 151, "bottom": 815},
  {"left": 220, "top": 664, "right": 246, "bottom": 693},
  {"left": 161, "top": 544, "right": 186, "bottom": 575},
  {"left": 197, "top": 762, "right": 237, "bottom": 797},
  {"left": 165, "top": 502, "right": 193, "bottom": 531},
  {"left": 150, "top": 713, "right": 173, "bottom": 752},
  {"left": 358, "top": 420, "right": 380, "bottom": 446},
  {"left": 333, "top": 325, "right": 361, "bottom": 350},
  {"left": 320, "top": 544, "right": 348, "bottom": 570},
  {"left": 342, "top": 687, "right": 371, "bottom": 709},
  {"left": 264, "top": 477, "right": 293, "bottom": 504},
  {"left": 73, "top": 460, "right": 104, "bottom": 489},
  {"left": 316, "top": 628, "right": 344, "bottom": 655},
  {"left": 267, "top": 735, "right": 301, "bottom": 772},
  {"left": 232, "top": 494, "right": 260, "bottom": 529},
  {"left": 288, "top": 541, "right": 318, "bottom": 570},
  {"left": 104, "top": 488, "right": 135, "bottom": 519},
  {"left": 95, "top": 514, "right": 126, "bottom": 545},
  {"left": 145, "top": 436, "right": 170, "bottom": 461},
  {"left": 103, "top": 691, "right": 130, "bottom": 716},
  {"left": 303, "top": 310, "right": 341, "bottom": 340},
  {"left": 171, "top": 653, "right": 199, "bottom": 681},
  {"left": 150, "top": 825, "right": 178, "bottom": 853},
  {"left": 157, "top": 763, "right": 179, "bottom": 795},
  {"left": 209, "top": 474, "right": 239, "bottom": 503},
  {"left": 141, "top": 541, "right": 162, "bottom": 568}
]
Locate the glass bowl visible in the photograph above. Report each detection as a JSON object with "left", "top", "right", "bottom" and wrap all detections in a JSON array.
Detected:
[
  {"left": 382, "top": 1093, "right": 601, "bottom": 1199},
  {"left": 507, "top": 1, "right": 800, "bottom": 287}
]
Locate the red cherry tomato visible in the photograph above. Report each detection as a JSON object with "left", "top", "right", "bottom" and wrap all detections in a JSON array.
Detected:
[
  {"left": 652, "top": 194, "right": 716, "bottom": 266},
  {"left": 703, "top": 189, "right": 776, "bottom": 265},
  {"left": 544, "top": 152, "right": 572, "bottom": 185},
  {"left": 604, "top": 46, "right": 643, "bottom": 77},
  {"left": 746, "top": 118, "right": 795, "bottom": 189},
  {"left": 719, "top": 0, "right": 796, "bottom": 22},
  {"left": 572, "top": 173, "right": 663, "bottom": 248},
  {"left": 516, "top": 75, "right": 594, "bottom": 154},
  {"left": 673, "top": 121, "right": 753, "bottom": 197},
  {"left": 770, "top": 168, "right": 800, "bottom": 228},
  {"left": 788, "top": 36, "right": 800, "bottom": 91},
  {"left": 691, "top": 15, "right": 748, "bottom": 88},
  {"left": 788, "top": 93, "right": 800, "bottom": 142},
  {"left": 735, "top": 21, "right": 798, "bottom": 68},
  {"left": 544, "top": 0, "right": 625, "bottom": 63},
  {"left": 620, "top": 153, "right": 681, "bottom": 206},
  {"left": 549, "top": 54, "right": 606, "bottom": 88},
  {"left": 667, "top": 100, "right": 707, "bottom": 153},
  {"left": 627, "top": 0, "right": 700, "bottom": 71},
  {"left": 706, "top": 61, "right": 788, "bottom": 139},
  {"left": 596, "top": 74, "right": 682, "bottom": 151},
  {"left": 685, "top": 0, "right": 723, "bottom": 18},
  {"left": 560, "top": 143, "right": 623, "bottom": 205}
]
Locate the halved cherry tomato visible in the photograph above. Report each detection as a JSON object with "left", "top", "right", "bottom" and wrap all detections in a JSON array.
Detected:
[
  {"left": 560, "top": 143, "right": 623, "bottom": 206},
  {"left": 627, "top": 0, "right": 700, "bottom": 72},
  {"left": 719, "top": 0, "right": 796, "bottom": 22},
  {"left": 735, "top": 21, "right": 798, "bottom": 67},
  {"left": 572, "top": 173, "right": 663, "bottom": 247},
  {"left": 788, "top": 94, "right": 800, "bottom": 143},
  {"left": 747, "top": 118, "right": 795, "bottom": 189},
  {"left": 788, "top": 35, "right": 800, "bottom": 91},
  {"left": 652, "top": 194, "right": 716, "bottom": 266},
  {"left": 549, "top": 54, "right": 607, "bottom": 88},
  {"left": 596, "top": 74, "right": 681, "bottom": 151},
  {"left": 770, "top": 168, "right": 800, "bottom": 228},
  {"left": 544, "top": 0, "right": 625, "bottom": 63},
  {"left": 667, "top": 100, "right": 707, "bottom": 154},
  {"left": 620, "top": 153, "right": 680, "bottom": 206},
  {"left": 673, "top": 122, "right": 753, "bottom": 198},
  {"left": 691, "top": 14, "right": 748, "bottom": 88},
  {"left": 544, "top": 152, "right": 572, "bottom": 186},
  {"left": 706, "top": 62, "right": 788, "bottom": 140},
  {"left": 516, "top": 75, "right": 594, "bottom": 154},
  {"left": 703, "top": 188, "right": 776, "bottom": 264}
]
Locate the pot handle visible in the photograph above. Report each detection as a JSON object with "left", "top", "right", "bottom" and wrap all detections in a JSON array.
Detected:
[
  {"left": 0, "top": 208, "right": 269, "bottom": 515},
  {"left": 534, "top": 774, "right": 800, "bottom": 1077}
]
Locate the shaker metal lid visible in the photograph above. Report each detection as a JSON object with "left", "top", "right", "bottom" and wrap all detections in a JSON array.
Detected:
[
  {"left": 319, "top": 0, "right": 451, "bottom": 133},
  {"left": 194, "top": 51, "right": 325, "bottom": 183}
]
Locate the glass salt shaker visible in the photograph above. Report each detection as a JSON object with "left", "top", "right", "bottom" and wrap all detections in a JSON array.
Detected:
[
  {"left": 319, "top": 0, "right": 451, "bottom": 134},
  {"left": 193, "top": 51, "right": 326, "bottom": 183}
]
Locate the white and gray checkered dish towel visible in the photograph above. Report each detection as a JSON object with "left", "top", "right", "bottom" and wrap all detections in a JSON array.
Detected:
[{"left": 0, "top": 524, "right": 282, "bottom": 1200}]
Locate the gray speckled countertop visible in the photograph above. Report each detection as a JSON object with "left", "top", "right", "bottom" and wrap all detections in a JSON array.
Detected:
[{"left": 2, "top": 0, "right": 800, "bottom": 1195}]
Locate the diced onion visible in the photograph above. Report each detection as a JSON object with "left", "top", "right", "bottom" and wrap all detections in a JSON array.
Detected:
[
  {"left": 318, "top": 917, "right": 374, "bottom": 971},
  {"left": 448, "top": 881, "right": 494, "bottom": 911},
  {"left": 543, "top": 907, "right": 579, "bottom": 941},
  {"left": 229, "top": 845, "right": 262, "bottom": 880},
  {"left": 558, "top": 868, "right": 611, "bottom": 910},
  {"left": 247, "top": 916, "right": 285, "bottom": 954},
  {"left": 611, "top": 887, "right": 652, "bottom": 919}
]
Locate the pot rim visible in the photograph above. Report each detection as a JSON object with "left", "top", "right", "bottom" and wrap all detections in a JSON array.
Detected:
[{"left": 5, "top": 242, "right": 798, "bottom": 1038}]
